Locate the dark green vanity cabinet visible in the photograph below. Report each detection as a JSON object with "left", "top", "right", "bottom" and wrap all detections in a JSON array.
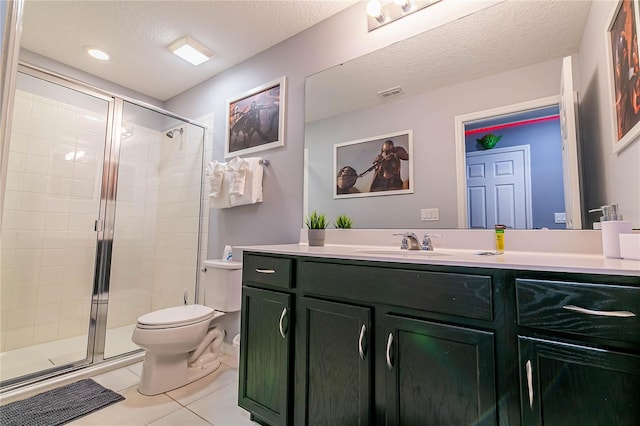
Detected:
[
  {"left": 297, "top": 297, "right": 372, "bottom": 425},
  {"left": 239, "top": 251, "right": 639, "bottom": 425},
  {"left": 239, "top": 255, "right": 294, "bottom": 426},
  {"left": 516, "top": 276, "right": 640, "bottom": 426},
  {"left": 297, "top": 259, "right": 503, "bottom": 425},
  {"left": 383, "top": 314, "right": 497, "bottom": 425}
]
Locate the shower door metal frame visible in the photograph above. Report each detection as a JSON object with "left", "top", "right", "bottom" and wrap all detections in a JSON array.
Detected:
[{"left": 1, "top": 63, "right": 207, "bottom": 393}]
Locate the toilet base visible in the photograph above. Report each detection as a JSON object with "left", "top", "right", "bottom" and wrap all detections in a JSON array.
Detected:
[
  {"left": 137, "top": 351, "right": 222, "bottom": 395},
  {"left": 137, "top": 325, "right": 225, "bottom": 396}
]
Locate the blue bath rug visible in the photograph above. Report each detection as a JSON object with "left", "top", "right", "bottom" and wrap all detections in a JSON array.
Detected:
[{"left": 0, "top": 378, "right": 125, "bottom": 426}]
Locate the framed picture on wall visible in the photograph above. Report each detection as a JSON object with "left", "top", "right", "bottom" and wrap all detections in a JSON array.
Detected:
[
  {"left": 225, "top": 76, "right": 286, "bottom": 158},
  {"left": 334, "top": 130, "right": 414, "bottom": 199},
  {"left": 606, "top": 0, "right": 640, "bottom": 153}
]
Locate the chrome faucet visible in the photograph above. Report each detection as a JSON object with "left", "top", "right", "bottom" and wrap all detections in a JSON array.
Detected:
[{"left": 394, "top": 232, "right": 422, "bottom": 250}]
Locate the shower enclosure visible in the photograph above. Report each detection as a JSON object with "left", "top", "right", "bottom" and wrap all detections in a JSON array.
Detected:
[{"left": 0, "top": 64, "right": 206, "bottom": 391}]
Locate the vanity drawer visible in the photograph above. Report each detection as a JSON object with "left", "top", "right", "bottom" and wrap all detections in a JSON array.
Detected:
[
  {"left": 516, "top": 279, "right": 640, "bottom": 344},
  {"left": 243, "top": 254, "right": 293, "bottom": 290},
  {"left": 299, "top": 261, "right": 493, "bottom": 321}
]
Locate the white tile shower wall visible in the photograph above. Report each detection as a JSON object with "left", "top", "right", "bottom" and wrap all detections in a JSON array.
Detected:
[
  {"left": 1, "top": 90, "right": 104, "bottom": 351},
  {"left": 151, "top": 125, "right": 203, "bottom": 311},
  {"left": 106, "top": 126, "right": 160, "bottom": 329}
]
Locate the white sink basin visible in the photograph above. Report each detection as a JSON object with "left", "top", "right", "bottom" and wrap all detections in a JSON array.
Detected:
[{"left": 355, "top": 249, "right": 452, "bottom": 257}]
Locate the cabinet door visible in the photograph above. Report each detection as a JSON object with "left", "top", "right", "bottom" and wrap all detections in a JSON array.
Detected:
[
  {"left": 299, "top": 297, "right": 372, "bottom": 425},
  {"left": 239, "top": 287, "right": 292, "bottom": 426},
  {"left": 519, "top": 336, "right": 640, "bottom": 425},
  {"left": 384, "top": 315, "right": 496, "bottom": 426}
]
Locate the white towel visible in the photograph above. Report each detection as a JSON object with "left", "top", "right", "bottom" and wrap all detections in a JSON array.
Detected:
[
  {"left": 226, "top": 156, "right": 249, "bottom": 196},
  {"left": 207, "top": 161, "right": 226, "bottom": 197},
  {"left": 229, "top": 157, "right": 263, "bottom": 207},
  {"left": 208, "top": 157, "right": 264, "bottom": 209}
]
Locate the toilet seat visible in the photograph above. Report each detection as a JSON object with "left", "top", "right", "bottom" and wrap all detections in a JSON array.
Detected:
[{"left": 136, "top": 305, "right": 214, "bottom": 329}]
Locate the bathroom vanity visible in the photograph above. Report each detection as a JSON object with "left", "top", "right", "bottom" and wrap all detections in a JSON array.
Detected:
[{"left": 237, "top": 241, "right": 640, "bottom": 425}]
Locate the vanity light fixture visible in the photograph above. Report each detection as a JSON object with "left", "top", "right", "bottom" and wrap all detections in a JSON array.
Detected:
[
  {"left": 394, "top": 0, "right": 412, "bottom": 13},
  {"left": 367, "top": 0, "right": 386, "bottom": 24},
  {"left": 367, "top": 0, "right": 442, "bottom": 32},
  {"left": 169, "top": 36, "right": 213, "bottom": 66},
  {"left": 86, "top": 47, "right": 111, "bottom": 61}
]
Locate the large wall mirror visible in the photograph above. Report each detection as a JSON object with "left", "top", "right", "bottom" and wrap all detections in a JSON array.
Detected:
[{"left": 305, "top": 0, "right": 628, "bottom": 230}]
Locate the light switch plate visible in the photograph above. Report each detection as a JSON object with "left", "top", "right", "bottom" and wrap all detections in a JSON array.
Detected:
[
  {"left": 554, "top": 212, "right": 567, "bottom": 224},
  {"left": 421, "top": 208, "right": 439, "bottom": 221}
]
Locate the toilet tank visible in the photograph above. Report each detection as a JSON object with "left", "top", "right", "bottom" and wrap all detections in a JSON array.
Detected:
[{"left": 202, "top": 259, "right": 243, "bottom": 312}]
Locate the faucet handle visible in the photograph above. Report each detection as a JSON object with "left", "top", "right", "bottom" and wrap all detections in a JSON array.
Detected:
[
  {"left": 393, "top": 232, "right": 409, "bottom": 249},
  {"left": 393, "top": 232, "right": 420, "bottom": 250},
  {"left": 422, "top": 233, "right": 441, "bottom": 251}
]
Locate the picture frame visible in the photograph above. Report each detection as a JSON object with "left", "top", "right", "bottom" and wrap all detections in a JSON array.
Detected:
[
  {"left": 334, "top": 130, "right": 413, "bottom": 199},
  {"left": 225, "top": 76, "right": 286, "bottom": 158},
  {"left": 606, "top": 0, "right": 640, "bottom": 153}
]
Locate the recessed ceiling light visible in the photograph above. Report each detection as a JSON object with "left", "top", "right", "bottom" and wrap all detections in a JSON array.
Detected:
[
  {"left": 169, "top": 36, "right": 213, "bottom": 66},
  {"left": 87, "top": 47, "right": 111, "bottom": 61}
]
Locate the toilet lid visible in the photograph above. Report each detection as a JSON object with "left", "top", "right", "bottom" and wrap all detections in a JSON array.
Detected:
[{"left": 137, "top": 305, "right": 215, "bottom": 329}]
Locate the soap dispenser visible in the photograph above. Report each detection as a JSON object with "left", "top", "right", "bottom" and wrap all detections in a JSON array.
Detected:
[{"left": 589, "top": 204, "right": 632, "bottom": 258}]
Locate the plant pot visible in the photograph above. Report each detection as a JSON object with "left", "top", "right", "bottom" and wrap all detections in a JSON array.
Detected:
[{"left": 307, "top": 229, "right": 326, "bottom": 247}]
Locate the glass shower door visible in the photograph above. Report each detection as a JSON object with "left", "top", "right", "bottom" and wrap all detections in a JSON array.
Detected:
[
  {"left": 0, "top": 69, "right": 111, "bottom": 383},
  {"left": 103, "top": 101, "right": 205, "bottom": 359}
]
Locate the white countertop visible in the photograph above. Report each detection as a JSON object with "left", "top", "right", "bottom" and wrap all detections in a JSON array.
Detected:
[{"left": 238, "top": 243, "right": 640, "bottom": 277}]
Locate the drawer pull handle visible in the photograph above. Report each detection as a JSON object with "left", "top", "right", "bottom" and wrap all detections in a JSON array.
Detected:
[
  {"left": 256, "top": 268, "right": 276, "bottom": 274},
  {"left": 386, "top": 333, "right": 394, "bottom": 370},
  {"left": 563, "top": 305, "right": 636, "bottom": 318},
  {"left": 526, "top": 360, "right": 533, "bottom": 409},
  {"left": 358, "top": 324, "right": 367, "bottom": 360},
  {"left": 279, "top": 308, "right": 287, "bottom": 339}
]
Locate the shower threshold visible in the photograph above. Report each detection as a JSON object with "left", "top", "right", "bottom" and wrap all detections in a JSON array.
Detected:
[{"left": 0, "top": 324, "right": 139, "bottom": 383}]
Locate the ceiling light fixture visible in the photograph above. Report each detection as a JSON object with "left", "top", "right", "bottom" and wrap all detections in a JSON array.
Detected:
[
  {"left": 169, "top": 36, "right": 213, "bottom": 66},
  {"left": 367, "top": 0, "right": 442, "bottom": 32},
  {"left": 86, "top": 47, "right": 111, "bottom": 61}
]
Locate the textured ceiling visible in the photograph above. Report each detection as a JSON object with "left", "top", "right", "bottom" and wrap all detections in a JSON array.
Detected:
[
  {"left": 305, "top": 0, "right": 592, "bottom": 123},
  {"left": 20, "top": 0, "right": 357, "bottom": 101}
]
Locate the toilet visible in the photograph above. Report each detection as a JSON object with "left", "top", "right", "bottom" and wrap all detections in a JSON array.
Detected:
[{"left": 132, "top": 259, "right": 242, "bottom": 395}]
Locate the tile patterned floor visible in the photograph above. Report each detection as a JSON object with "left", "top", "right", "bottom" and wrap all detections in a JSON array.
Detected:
[{"left": 67, "top": 355, "right": 256, "bottom": 426}]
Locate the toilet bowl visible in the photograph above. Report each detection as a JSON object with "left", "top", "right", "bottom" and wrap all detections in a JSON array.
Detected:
[{"left": 132, "top": 260, "right": 242, "bottom": 395}]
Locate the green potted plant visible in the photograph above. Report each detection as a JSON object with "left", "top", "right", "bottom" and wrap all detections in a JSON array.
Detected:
[
  {"left": 305, "top": 211, "right": 329, "bottom": 246},
  {"left": 335, "top": 214, "right": 353, "bottom": 229}
]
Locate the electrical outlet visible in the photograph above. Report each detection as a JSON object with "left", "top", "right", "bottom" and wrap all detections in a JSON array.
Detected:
[
  {"left": 554, "top": 212, "right": 567, "bottom": 224},
  {"left": 421, "top": 208, "right": 439, "bottom": 221}
]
